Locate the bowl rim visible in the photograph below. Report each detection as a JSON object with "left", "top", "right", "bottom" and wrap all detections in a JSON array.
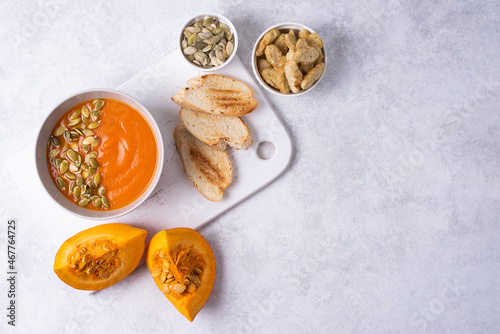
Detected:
[
  {"left": 178, "top": 12, "right": 239, "bottom": 72},
  {"left": 251, "top": 22, "right": 327, "bottom": 96},
  {"left": 35, "top": 88, "right": 164, "bottom": 220}
]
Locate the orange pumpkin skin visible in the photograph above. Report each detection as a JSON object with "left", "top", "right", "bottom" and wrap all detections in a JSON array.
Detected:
[
  {"left": 146, "top": 228, "right": 216, "bottom": 321},
  {"left": 54, "top": 223, "right": 147, "bottom": 291}
]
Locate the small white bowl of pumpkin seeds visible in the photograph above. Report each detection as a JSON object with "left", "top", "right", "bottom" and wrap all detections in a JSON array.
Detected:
[{"left": 179, "top": 13, "right": 238, "bottom": 71}]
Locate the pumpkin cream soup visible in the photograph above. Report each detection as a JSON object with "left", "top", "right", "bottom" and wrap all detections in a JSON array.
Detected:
[{"left": 46, "top": 98, "right": 158, "bottom": 210}]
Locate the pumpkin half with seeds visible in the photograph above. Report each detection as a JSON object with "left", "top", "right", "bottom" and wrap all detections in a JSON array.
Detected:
[
  {"left": 54, "top": 223, "right": 147, "bottom": 290},
  {"left": 146, "top": 228, "right": 216, "bottom": 321}
]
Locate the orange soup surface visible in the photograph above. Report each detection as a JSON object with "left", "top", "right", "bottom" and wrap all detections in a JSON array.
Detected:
[{"left": 46, "top": 98, "right": 158, "bottom": 211}]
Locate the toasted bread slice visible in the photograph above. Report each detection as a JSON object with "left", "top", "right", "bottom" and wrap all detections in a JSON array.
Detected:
[
  {"left": 180, "top": 107, "right": 253, "bottom": 151},
  {"left": 172, "top": 74, "right": 258, "bottom": 116},
  {"left": 174, "top": 124, "right": 233, "bottom": 202}
]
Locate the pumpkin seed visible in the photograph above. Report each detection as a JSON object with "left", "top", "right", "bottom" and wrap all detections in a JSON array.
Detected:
[
  {"left": 90, "top": 195, "right": 100, "bottom": 201},
  {"left": 55, "top": 126, "right": 66, "bottom": 136},
  {"left": 86, "top": 151, "right": 97, "bottom": 160},
  {"left": 88, "top": 166, "right": 96, "bottom": 176},
  {"left": 49, "top": 149, "right": 60, "bottom": 158},
  {"left": 183, "top": 46, "right": 197, "bottom": 55},
  {"left": 70, "top": 181, "right": 76, "bottom": 193},
  {"left": 91, "top": 110, "right": 100, "bottom": 121},
  {"left": 226, "top": 41, "right": 234, "bottom": 56},
  {"left": 82, "top": 129, "right": 94, "bottom": 136},
  {"left": 83, "top": 145, "right": 90, "bottom": 153},
  {"left": 79, "top": 198, "right": 90, "bottom": 207},
  {"left": 66, "top": 149, "right": 78, "bottom": 162},
  {"left": 74, "top": 128, "right": 84, "bottom": 137},
  {"left": 181, "top": 39, "right": 188, "bottom": 49},
  {"left": 86, "top": 179, "right": 95, "bottom": 189},
  {"left": 55, "top": 158, "right": 62, "bottom": 167},
  {"left": 56, "top": 177, "right": 66, "bottom": 190},
  {"left": 89, "top": 158, "right": 99, "bottom": 169},
  {"left": 81, "top": 163, "right": 89, "bottom": 172},
  {"left": 98, "top": 186, "right": 106, "bottom": 196},
  {"left": 93, "top": 172, "right": 101, "bottom": 186},
  {"left": 82, "top": 116, "right": 89, "bottom": 125},
  {"left": 51, "top": 136, "right": 61, "bottom": 147},
  {"left": 81, "top": 105, "right": 90, "bottom": 118},
  {"left": 69, "top": 109, "right": 81, "bottom": 120},
  {"left": 59, "top": 160, "right": 69, "bottom": 174},
  {"left": 206, "top": 35, "right": 221, "bottom": 45},
  {"left": 203, "top": 17, "right": 214, "bottom": 26},
  {"left": 185, "top": 26, "right": 200, "bottom": 34},
  {"left": 93, "top": 198, "right": 103, "bottom": 208},
  {"left": 187, "top": 33, "right": 197, "bottom": 46},
  {"left": 88, "top": 121, "right": 101, "bottom": 129},
  {"left": 64, "top": 172, "right": 76, "bottom": 180},
  {"left": 73, "top": 186, "right": 81, "bottom": 198},
  {"left": 212, "top": 27, "right": 222, "bottom": 35},
  {"left": 91, "top": 137, "right": 99, "bottom": 148},
  {"left": 101, "top": 195, "right": 110, "bottom": 208},
  {"left": 169, "top": 283, "right": 186, "bottom": 294},
  {"left": 82, "top": 137, "right": 93, "bottom": 146},
  {"left": 69, "top": 118, "right": 81, "bottom": 127},
  {"left": 76, "top": 175, "right": 84, "bottom": 186},
  {"left": 93, "top": 99, "right": 104, "bottom": 111},
  {"left": 198, "top": 32, "right": 213, "bottom": 40},
  {"left": 69, "top": 164, "right": 80, "bottom": 173}
]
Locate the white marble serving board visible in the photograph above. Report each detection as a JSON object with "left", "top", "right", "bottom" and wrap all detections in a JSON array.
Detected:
[{"left": 6, "top": 52, "right": 292, "bottom": 247}]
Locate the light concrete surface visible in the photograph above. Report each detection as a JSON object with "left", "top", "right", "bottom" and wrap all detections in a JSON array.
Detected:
[{"left": 1, "top": 0, "right": 499, "bottom": 333}]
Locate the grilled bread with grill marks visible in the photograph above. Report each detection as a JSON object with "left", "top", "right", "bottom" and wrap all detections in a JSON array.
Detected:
[
  {"left": 174, "top": 124, "right": 233, "bottom": 202},
  {"left": 180, "top": 107, "right": 252, "bottom": 151},
  {"left": 172, "top": 74, "right": 258, "bottom": 116}
]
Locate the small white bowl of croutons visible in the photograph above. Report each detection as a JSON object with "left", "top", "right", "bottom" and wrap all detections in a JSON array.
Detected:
[{"left": 252, "top": 22, "right": 326, "bottom": 96}]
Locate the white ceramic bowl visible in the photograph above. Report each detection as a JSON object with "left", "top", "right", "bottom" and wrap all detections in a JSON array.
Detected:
[
  {"left": 178, "top": 13, "right": 238, "bottom": 72},
  {"left": 252, "top": 22, "right": 327, "bottom": 96},
  {"left": 35, "top": 89, "right": 164, "bottom": 220}
]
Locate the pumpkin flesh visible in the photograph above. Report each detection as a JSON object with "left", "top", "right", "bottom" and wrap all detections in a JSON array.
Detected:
[
  {"left": 146, "top": 228, "right": 216, "bottom": 321},
  {"left": 54, "top": 223, "right": 147, "bottom": 290}
]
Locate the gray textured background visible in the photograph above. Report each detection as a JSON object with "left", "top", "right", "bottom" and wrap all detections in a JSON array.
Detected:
[{"left": 1, "top": 0, "right": 499, "bottom": 333}]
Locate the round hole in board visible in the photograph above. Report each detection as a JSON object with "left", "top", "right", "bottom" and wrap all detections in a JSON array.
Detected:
[{"left": 256, "top": 141, "right": 276, "bottom": 160}]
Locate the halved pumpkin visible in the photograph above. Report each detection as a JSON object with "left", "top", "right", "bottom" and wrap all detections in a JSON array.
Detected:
[
  {"left": 54, "top": 223, "right": 147, "bottom": 291},
  {"left": 146, "top": 228, "right": 216, "bottom": 321}
]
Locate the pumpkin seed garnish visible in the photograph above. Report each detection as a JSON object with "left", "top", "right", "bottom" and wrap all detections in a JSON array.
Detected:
[
  {"left": 55, "top": 126, "right": 66, "bottom": 136},
  {"left": 69, "top": 164, "right": 80, "bottom": 173},
  {"left": 88, "top": 121, "right": 101, "bottom": 129},
  {"left": 82, "top": 137, "right": 93, "bottom": 146},
  {"left": 83, "top": 145, "right": 91, "bottom": 153},
  {"left": 93, "top": 99, "right": 104, "bottom": 111},
  {"left": 51, "top": 136, "right": 61, "bottom": 147},
  {"left": 93, "top": 172, "right": 101, "bottom": 186},
  {"left": 81, "top": 105, "right": 90, "bottom": 118},
  {"left": 69, "top": 109, "right": 81, "bottom": 120},
  {"left": 49, "top": 149, "right": 60, "bottom": 159},
  {"left": 73, "top": 186, "right": 81, "bottom": 198},
  {"left": 66, "top": 149, "right": 78, "bottom": 162},
  {"left": 82, "top": 129, "right": 94, "bottom": 136},
  {"left": 79, "top": 198, "right": 90, "bottom": 207},
  {"left": 76, "top": 175, "right": 84, "bottom": 186},
  {"left": 91, "top": 137, "right": 99, "bottom": 148},
  {"left": 59, "top": 160, "right": 69, "bottom": 174},
  {"left": 69, "top": 118, "right": 81, "bottom": 127},
  {"left": 64, "top": 172, "right": 76, "bottom": 180},
  {"left": 91, "top": 110, "right": 100, "bottom": 121},
  {"left": 98, "top": 186, "right": 106, "bottom": 196},
  {"left": 93, "top": 198, "right": 103, "bottom": 208},
  {"left": 56, "top": 177, "right": 66, "bottom": 190},
  {"left": 89, "top": 158, "right": 99, "bottom": 169},
  {"left": 88, "top": 166, "right": 96, "bottom": 176}
]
